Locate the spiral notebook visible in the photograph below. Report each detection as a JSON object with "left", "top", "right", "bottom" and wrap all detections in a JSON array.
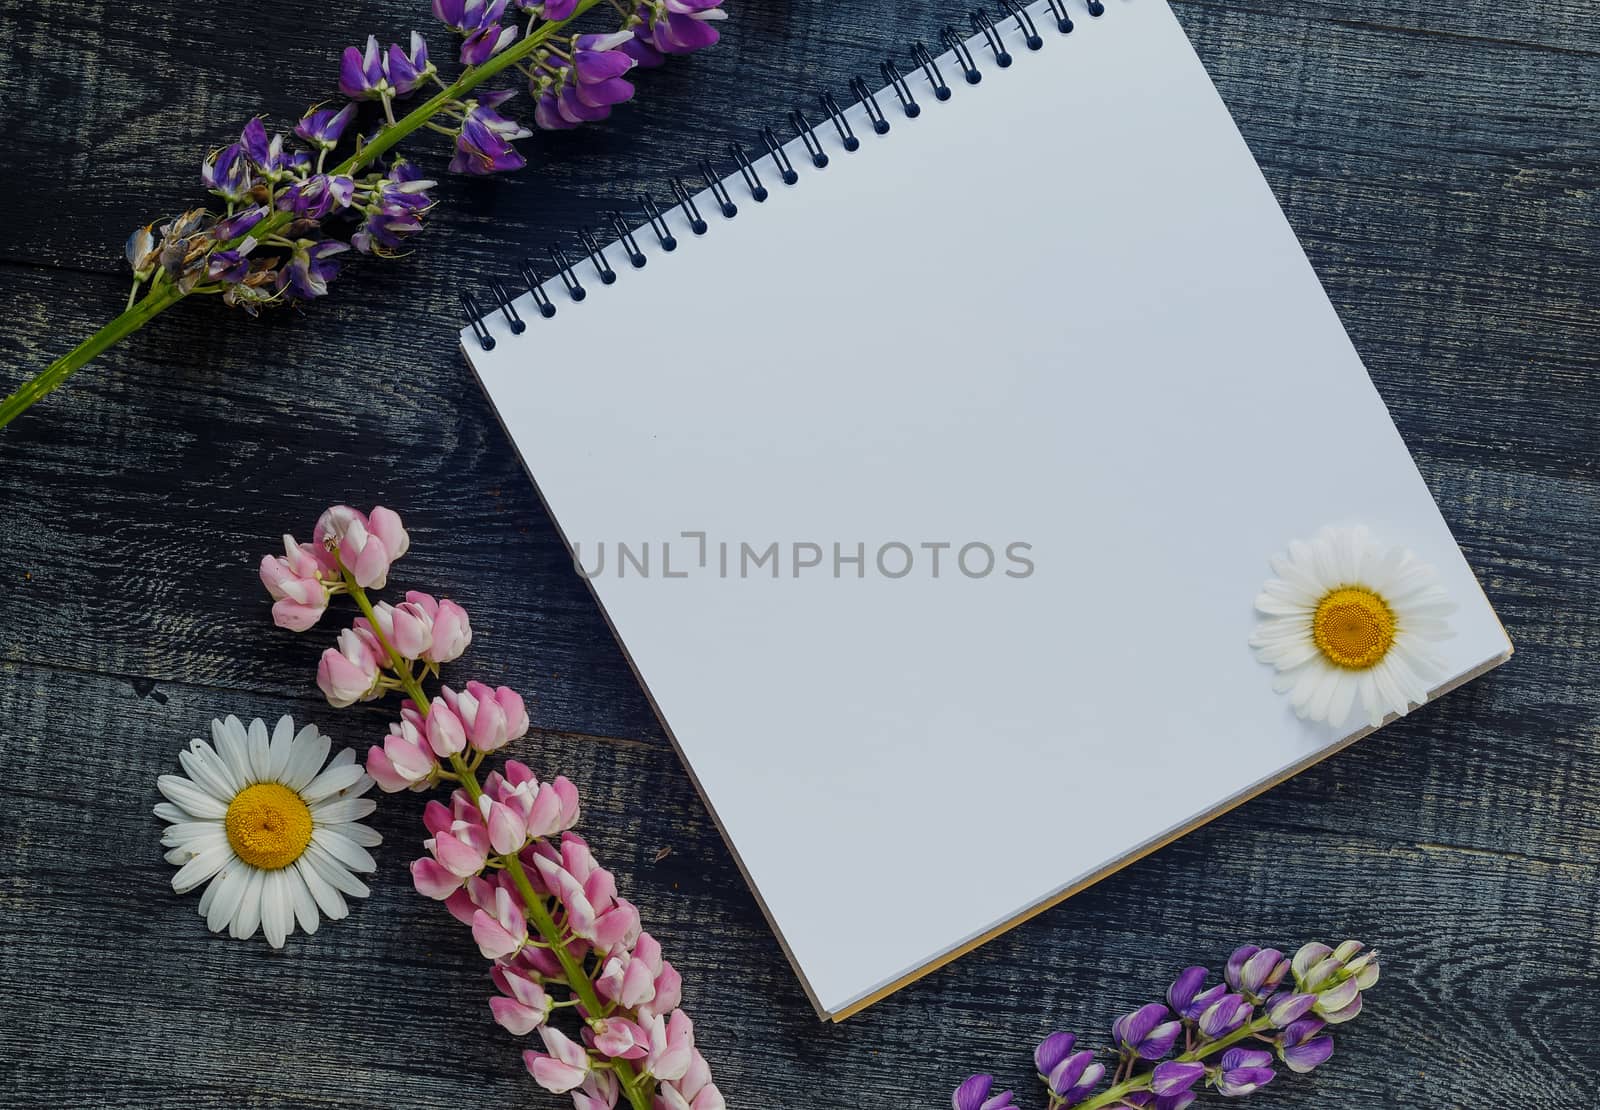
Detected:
[{"left": 459, "top": 0, "right": 1511, "bottom": 1020}]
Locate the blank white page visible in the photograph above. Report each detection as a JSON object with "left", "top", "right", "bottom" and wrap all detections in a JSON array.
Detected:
[{"left": 464, "top": 0, "right": 1510, "bottom": 1019}]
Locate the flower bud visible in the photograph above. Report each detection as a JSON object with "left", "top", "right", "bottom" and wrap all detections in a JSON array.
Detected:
[
  {"left": 423, "top": 697, "right": 468, "bottom": 756},
  {"left": 1277, "top": 1018, "right": 1335, "bottom": 1074},
  {"left": 317, "top": 627, "right": 382, "bottom": 707}
]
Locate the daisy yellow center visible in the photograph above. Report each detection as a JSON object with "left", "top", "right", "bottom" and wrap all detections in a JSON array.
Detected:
[
  {"left": 1312, "top": 587, "right": 1396, "bottom": 670},
  {"left": 224, "top": 783, "right": 313, "bottom": 870}
]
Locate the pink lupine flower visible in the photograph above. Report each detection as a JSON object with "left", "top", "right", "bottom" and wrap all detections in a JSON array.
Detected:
[
  {"left": 593, "top": 1017, "right": 650, "bottom": 1061},
  {"left": 593, "top": 898, "right": 642, "bottom": 957},
  {"left": 571, "top": 1072, "right": 621, "bottom": 1110},
  {"left": 441, "top": 680, "right": 529, "bottom": 753},
  {"left": 472, "top": 884, "right": 528, "bottom": 959},
  {"left": 658, "top": 1050, "right": 726, "bottom": 1110},
  {"left": 489, "top": 964, "right": 552, "bottom": 1034},
  {"left": 317, "top": 626, "right": 382, "bottom": 707},
  {"left": 423, "top": 696, "right": 468, "bottom": 757},
  {"left": 406, "top": 591, "right": 473, "bottom": 663},
  {"left": 260, "top": 534, "right": 337, "bottom": 630},
  {"left": 366, "top": 597, "right": 435, "bottom": 658},
  {"left": 366, "top": 712, "right": 439, "bottom": 792},
  {"left": 480, "top": 794, "right": 529, "bottom": 855},
  {"left": 530, "top": 849, "right": 598, "bottom": 940},
  {"left": 524, "top": 1025, "right": 591, "bottom": 1094},
  {"left": 314, "top": 504, "right": 409, "bottom": 588},
  {"left": 644, "top": 1010, "right": 695, "bottom": 1082},
  {"left": 422, "top": 795, "right": 491, "bottom": 879}
]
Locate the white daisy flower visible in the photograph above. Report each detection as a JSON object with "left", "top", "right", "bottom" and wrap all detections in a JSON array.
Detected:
[
  {"left": 1250, "top": 526, "right": 1456, "bottom": 729},
  {"left": 155, "top": 715, "right": 381, "bottom": 947}
]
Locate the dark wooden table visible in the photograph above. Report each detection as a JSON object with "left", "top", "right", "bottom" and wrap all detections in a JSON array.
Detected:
[{"left": 1, "top": 1, "right": 1596, "bottom": 1106}]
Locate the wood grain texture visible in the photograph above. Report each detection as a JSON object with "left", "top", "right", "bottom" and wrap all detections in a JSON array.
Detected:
[{"left": 0, "top": 0, "right": 1597, "bottom": 1107}]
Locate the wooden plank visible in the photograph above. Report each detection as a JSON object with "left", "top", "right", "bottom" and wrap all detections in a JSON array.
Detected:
[{"left": 0, "top": 0, "right": 1597, "bottom": 1105}]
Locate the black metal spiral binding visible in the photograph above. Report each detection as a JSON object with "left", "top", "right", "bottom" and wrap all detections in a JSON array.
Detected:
[
  {"left": 969, "top": 11, "right": 1013, "bottom": 67},
  {"left": 819, "top": 92, "right": 861, "bottom": 152},
  {"left": 609, "top": 211, "right": 648, "bottom": 268},
  {"left": 466, "top": 1, "right": 1118, "bottom": 342},
  {"left": 879, "top": 60, "right": 921, "bottom": 118},
  {"left": 639, "top": 194, "right": 677, "bottom": 251},
  {"left": 487, "top": 278, "right": 526, "bottom": 333},
  {"left": 576, "top": 228, "right": 617, "bottom": 285},
  {"left": 700, "top": 160, "right": 738, "bottom": 218},
  {"left": 849, "top": 76, "right": 891, "bottom": 134},
  {"left": 461, "top": 291, "right": 494, "bottom": 350},
  {"left": 669, "top": 177, "right": 709, "bottom": 235},
  {"left": 790, "top": 108, "right": 829, "bottom": 169},
  {"left": 761, "top": 126, "right": 799, "bottom": 186},
  {"left": 941, "top": 26, "right": 983, "bottom": 84},
  {"left": 999, "top": 0, "right": 1044, "bottom": 50},
  {"left": 731, "top": 144, "right": 768, "bottom": 201},
  {"left": 548, "top": 245, "right": 586, "bottom": 301},
  {"left": 910, "top": 43, "right": 953, "bottom": 101},
  {"left": 518, "top": 259, "right": 557, "bottom": 318}
]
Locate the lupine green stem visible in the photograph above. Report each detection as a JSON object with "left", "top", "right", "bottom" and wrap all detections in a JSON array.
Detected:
[
  {"left": 0, "top": 0, "right": 605, "bottom": 432},
  {"left": 1075, "top": 1017, "right": 1279, "bottom": 1110},
  {"left": 339, "top": 561, "right": 652, "bottom": 1110}
]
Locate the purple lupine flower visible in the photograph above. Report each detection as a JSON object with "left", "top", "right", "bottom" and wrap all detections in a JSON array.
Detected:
[
  {"left": 1263, "top": 990, "right": 1318, "bottom": 1028},
  {"left": 951, "top": 1075, "right": 1014, "bottom": 1110},
  {"left": 1225, "top": 947, "right": 1289, "bottom": 1003},
  {"left": 238, "top": 118, "right": 304, "bottom": 179},
  {"left": 206, "top": 238, "right": 257, "bottom": 284},
  {"left": 1277, "top": 1018, "right": 1334, "bottom": 1074},
  {"left": 352, "top": 211, "right": 424, "bottom": 254},
  {"left": 1112, "top": 1004, "right": 1182, "bottom": 1061},
  {"left": 1213, "top": 1048, "right": 1275, "bottom": 1097},
  {"left": 279, "top": 240, "right": 349, "bottom": 300},
  {"left": 277, "top": 174, "right": 357, "bottom": 219},
  {"left": 1034, "top": 1033, "right": 1104, "bottom": 1105},
  {"left": 295, "top": 104, "right": 358, "bottom": 151},
  {"left": 1166, "top": 967, "right": 1228, "bottom": 1022},
  {"left": 340, "top": 35, "right": 390, "bottom": 99},
  {"left": 435, "top": 0, "right": 517, "bottom": 64},
  {"left": 573, "top": 29, "right": 638, "bottom": 86},
  {"left": 385, "top": 32, "right": 435, "bottom": 97},
  {"left": 201, "top": 142, "right": 254, "bottom": 202},
  {"left": 1150, "top": 1061, "right": 1206, "bottom": 1098},
  {"left": 214, "top": 205, "right": 269, "bottom": 241},
  {"left": 533, "top": 91, "right": 578, "bottom": 131},
  {"left": 636, "top": 0, "right": 726, "bottom": 56},
  {"left": 1195, "top": 993, "right": 1254, "bottom": 1040},
  {"left": 448, "top": 95, "right": 532, "bottom": 175}
]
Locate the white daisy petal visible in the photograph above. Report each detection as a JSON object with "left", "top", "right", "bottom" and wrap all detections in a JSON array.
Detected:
[
  {"left": 282, "top": 728, "right": 332, "bottom": 792},
  {"left": 1326, "top": 672, "right": 1358, "bottom": 728},
  {"left": 268, "top": 715, "right": 296, "bottom": 783},
  {"left": 301, "top": 762, "right": 366, "bottom": 804},
  {"left": 1307, "top": 669, "right": 1340, "bottom": 724},
  {"left": 311, "top": 826, "right": 378, "bottom": 873},
  {"left": 295, "top": 856, "right": 350, "bottom": 920},
  {"left": 323, "top": 820, "right": 383, "bottom": 848},
  {"left": 1358, "top": 672, "right": 1385, "bottom": 728},
  {"left": 157, "top": 774, "right": 228, "bottom": 819},
  {"left": 286, "top": 867, "right": 321, "bottom": 935},
  {"left": 161, "top": 820, "right": 226, "bottom": 847},
  {"left": 205, "top": 862, "right": 251, "bottom": 934},
  {"left": 178, "top": 743, "right": 237, "bottom": 802},
  {"left": 166, "top": 837, "right": 227, "bottom": 866},
  {"left": 153, "top": 802, "right": 189, "bottom": 824},
  {"left": 327, "top": 747, "right": 358, "bottom": 770},
  {"left": 247, "top": 717, "right": 273, "bottom": 782},
  {"left": 232, "top": 867, "right": 267, "bottom": 939},
  {"left": 304, "top": 842, "right": 372, "bottom": 898},
  {"left": 212, "top": 717, "right": 253, "bottom": 784},
  {"left": 309, "top": 797, "right": 378, "bottom": 824},
  {"left": 261, "top": 869, "right": 293, "bottom": 948},
  {"left": 172, "top": 841, "right": 234, "bottom": 893}
]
